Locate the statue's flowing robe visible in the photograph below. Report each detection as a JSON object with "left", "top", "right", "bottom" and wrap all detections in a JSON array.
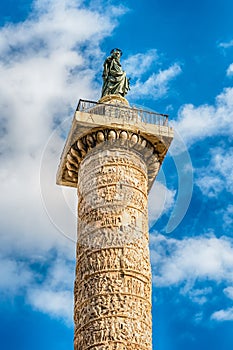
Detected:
[{"left": 101, "top": 57, "right": 130, "bottom": 98}]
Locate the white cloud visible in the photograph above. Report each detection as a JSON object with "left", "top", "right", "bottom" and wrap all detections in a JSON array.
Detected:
[
  {"left": 123, "top": 49, "right": 158, "bottom": 78},
  {"left": 223, "top": 205, "right": 233, "bottom": 227},
  {"left": 0, "top": 0, "right": 115, "bottom": 58},
  {"left": 211, "top": 307, "right": 233, "bottom": 321},
  {"left": 150, "top": 232, "right": 233, "bottom": 319},
  {"left": 213, "top": 149, "right": 233, "bottom": 192},
  {"left": 128, "top": 63, "right": 181, "bottom": 99},
  {"left": 0, "top": 256, "right": 33, "bottom": 293},
  {"left": 0, "top": 252, "right": 75, "bottom": 322},
  {"left": 227, "top": 63, "right": 233, "bottom": 76},
  {"left": 27, "top": 288, "right": 73, "bottom": 323},
  {"left": 150, "top": 233, "right": 233, "bottom": 287},
  {"left": 173, "top": 87, "right": 233, "bottom": 148},
  {"left": 211, "top": 281, "right": 233, "bottom": 322},
  {"left": 224, "top": 286, "right": 233, "bottom": 300},
  {"left": 196, "top": 175, "right": 224, "bottom": 198},
  {"left": 26, "top": 256, "right": 75, "bottom": 322}
]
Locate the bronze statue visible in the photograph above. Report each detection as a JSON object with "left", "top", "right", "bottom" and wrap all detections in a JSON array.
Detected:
[{"left": 101, "top": 48, "right": 130, "bottom": 98}]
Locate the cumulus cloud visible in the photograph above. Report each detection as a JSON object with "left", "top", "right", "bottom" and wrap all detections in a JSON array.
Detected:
[
  {"left": 0, "top": 252, "right": 75, "bottom": 322},
  {"left": 123, "top": 49, "right": 158, "bottom": 78},
  {"left": 224, "top": 286, "right": 233, "bottom": 300},
  {"left": 150, "top": 232, "right": 233, "bottom": 320},
  {"left": 211, "top": 307, "right": 233, "bottom": 321},
  {"left": 222, "top": 205, "right": 233, "bottom": 227},
  {"left": 120, "top": 48, "right": 182, "bottom": 101},
  {"left": 196, "top": 175, "right": 224, "bottom": 198},
  {"left": 173, "top": 87, "right": 233, "bottom": 148},
  {"left": 26, "top": 257, "right": 75, "bottom": 323},
  {"left": 150, "top": 233, "right": 233, "bottom": 287},
  {"left": 0, "top": 256, "right": 33, "bottom": 294},
  {"left": 213, "top": 148, "right": 233, "bottom": 192},
  {"left": 28, "top": 288, "right": 73, "bottom": 323},
  {"left": 129, "top": 63, "right": 181, "bottom": 99}
]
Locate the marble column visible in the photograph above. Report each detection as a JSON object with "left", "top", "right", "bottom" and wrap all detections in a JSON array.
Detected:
[{"left": 74, "top": 143, "right": 152, "bottom": 350}]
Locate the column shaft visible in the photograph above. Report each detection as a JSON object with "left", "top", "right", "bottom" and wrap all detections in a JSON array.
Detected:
[{"left": 74, "top": 146, "right": 152, "bottom": 350}]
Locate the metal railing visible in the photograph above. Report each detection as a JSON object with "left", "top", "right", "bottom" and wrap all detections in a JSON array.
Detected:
[{"left": 76, "top": 99, "right": 169, "bottom": 126}]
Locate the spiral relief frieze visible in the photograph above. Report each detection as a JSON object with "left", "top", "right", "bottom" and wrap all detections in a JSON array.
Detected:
[{"left": 74, "top": 147, "right": 152, "bottom": 350}]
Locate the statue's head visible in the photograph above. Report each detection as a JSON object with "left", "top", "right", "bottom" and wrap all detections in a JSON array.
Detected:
[{"left": 110, "top": 48, "right": 123, "bottom": 58}]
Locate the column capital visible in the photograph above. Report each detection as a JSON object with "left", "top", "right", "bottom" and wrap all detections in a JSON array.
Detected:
[{"left": 56, "top": 100, "right": 173, "bottom": 192}]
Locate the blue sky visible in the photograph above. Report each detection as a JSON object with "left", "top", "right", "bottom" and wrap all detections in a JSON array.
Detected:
[{"left": 1, "top": 0, "right": 233, "bottom": 349}]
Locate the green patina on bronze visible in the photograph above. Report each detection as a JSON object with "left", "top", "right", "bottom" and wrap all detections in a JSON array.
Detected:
[{"left": 101, "top": 48, "right": 130, "bottom": 98}]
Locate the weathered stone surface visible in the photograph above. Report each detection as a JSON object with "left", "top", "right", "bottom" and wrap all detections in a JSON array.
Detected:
[{"left": 74, "top": 147, "right": 152, "bottom": 350}]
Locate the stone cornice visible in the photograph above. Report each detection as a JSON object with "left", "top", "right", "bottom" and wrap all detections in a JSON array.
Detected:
[{"left": 57, "top": 106, "right": 173, "bottom": 193}]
